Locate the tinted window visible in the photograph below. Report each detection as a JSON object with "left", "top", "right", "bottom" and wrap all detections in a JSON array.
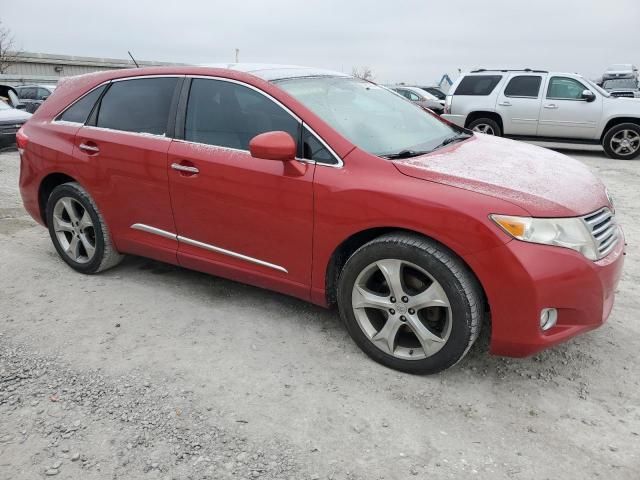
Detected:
[
  {"left": 58, "top": 85, "right": 107, "bottom": 124},
  {"left": 547, "top": 77, "right": 587, "bottom": 100},
  {"left": 454, "top": 75, "right": 502, "bottom": 96},
  {"left": 97, "top": 78, "right": 178, "bottom": 135},
  {"left": 37, "top": 88, "right": 51, "bottom": 100},
  {"left": 424, "top": 87, "right": 445, "bottom": 100},
  {"left": 185, "top": 79, "right": 299, "bottom": 150},
  {"left": 302, "top": 127, "right": 336, "bottom": 164},
  {"left": 504, "top": 76, "right": 542, "bottom": 97},
  {"left": 19, "top": 87, "right": 37, "bottom": 100}
]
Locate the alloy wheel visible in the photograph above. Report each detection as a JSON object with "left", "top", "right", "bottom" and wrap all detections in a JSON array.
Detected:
[
  {"left": 471, "top": 123, "right": 495, "bottom": 135},
  {"left": 351, "top": 259, "right": 452, "bottom": 360},
  {"left": 610, "top": 129, "right": 640, "bottom": 155},
  {"left": 52, "top": 197, "right": 97, "bottom": 264}
]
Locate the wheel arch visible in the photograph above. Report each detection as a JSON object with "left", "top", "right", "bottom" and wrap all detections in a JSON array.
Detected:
[
  {"left": 600, "top": 117, "right": 640, "bottom": 140},
  {"left": 324, "top": 227, "right": 489, "bottom": 312},
  {"left": 38, "top": 172, "right": 78, "bottom": 226},
  {"left": 465, "top": 111, "right": 504, "bottom": 132}
]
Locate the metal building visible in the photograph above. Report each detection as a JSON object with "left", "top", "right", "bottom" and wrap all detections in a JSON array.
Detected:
[{"left": 0, "top": 51, "right": 181, "bottom": 86}]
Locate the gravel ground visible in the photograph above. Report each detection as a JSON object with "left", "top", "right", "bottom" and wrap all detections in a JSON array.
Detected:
[{"left": 1, "top": 147, "right": 639, "bottom": 480}]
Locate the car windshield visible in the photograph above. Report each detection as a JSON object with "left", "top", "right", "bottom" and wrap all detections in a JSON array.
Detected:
[
  {"left": 276, "top": 76, "right": 459, "bottom": 157},
  {"left": 603, "top": 78, "right": 638, "bottom": 89},
  {"left": 422, "top": 87, "right": 446, "bottom": 100}
]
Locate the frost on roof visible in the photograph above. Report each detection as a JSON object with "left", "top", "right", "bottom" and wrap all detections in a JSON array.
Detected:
[{"left": 198, "top": 63, "right": 349, "bottom": 81}]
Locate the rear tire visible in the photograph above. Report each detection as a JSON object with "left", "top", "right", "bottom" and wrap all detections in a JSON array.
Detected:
[
  {"left": 337, "top": 233, "right": 484, "bottom": 374},
  {"left": 468, "top": 118, "right": 502, "bottom": 136},
  {"left": 602, "top": 123, "right": 640, "bottom": 160},
  {"left": 46, "top": 182, "right": 123, "bottom": 274}
]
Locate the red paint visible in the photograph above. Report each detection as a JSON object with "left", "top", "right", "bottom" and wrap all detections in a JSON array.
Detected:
[{"left": 18, "top": 66, "right": 625, "bottom": 358}]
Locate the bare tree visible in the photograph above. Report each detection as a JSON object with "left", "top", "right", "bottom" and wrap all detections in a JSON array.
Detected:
[
  {"left": 0, "top": 21, "right": 20, "bottom": 74},
  {"left": 351, "top": 66, "right": 374, "bottom": 81}
]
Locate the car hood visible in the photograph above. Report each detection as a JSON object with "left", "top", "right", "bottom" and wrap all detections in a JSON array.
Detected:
[
  {"left": 0, "top": 108, "right": 31, "bottom": 123},
  {"left": 392, "top": 134, "right": 609, "bottom": 217}
]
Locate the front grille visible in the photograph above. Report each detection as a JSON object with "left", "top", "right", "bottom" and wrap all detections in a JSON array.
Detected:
[
  {"left": 611, "top": 91, "right": 635, "bottom": 98},
  {"left": 583, "top": 208, "right": 618, "bottom": 259},
  {"left": 0, "top": 122, "right": 24, "bottom": 134}
]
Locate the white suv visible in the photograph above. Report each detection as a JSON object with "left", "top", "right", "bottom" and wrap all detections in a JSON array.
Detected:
[{"left": 442, "top": 69, "right": 640, "bottom": 160}]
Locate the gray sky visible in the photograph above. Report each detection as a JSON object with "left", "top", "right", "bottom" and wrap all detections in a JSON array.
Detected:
[{"left": 3, "top": 0, "right": 640, "bottom": 84}]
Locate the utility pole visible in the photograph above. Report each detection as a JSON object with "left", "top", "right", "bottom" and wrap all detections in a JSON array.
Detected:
[{"left": 235, "top": 48, "right": 240, "bottom": 63}]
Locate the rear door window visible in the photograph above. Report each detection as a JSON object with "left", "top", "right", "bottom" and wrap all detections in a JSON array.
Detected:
[
  {"left": 504, "top": 76, "right": 542, "bottom": 97},
  {"left": 96, "top": 77, "right": 178, "bottom": 135},
  {"left": 454, "top": 75, "right": 502, "bottom": 95},
  {"left": 58, "top": 85, "right": 107, "bottom": 124},
  {"left": 19, "top": 87, "right": 37, "bottom": 100},
  {"left": 184, "top": 78, "right": 300, "bottom": 151}
]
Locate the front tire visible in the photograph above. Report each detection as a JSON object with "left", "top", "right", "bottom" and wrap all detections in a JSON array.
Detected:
[
  {"left": 468, "top": 118, "right": 502, "bottom": 136},
  {"left": 337, "top": 233, "right": 484, "bottom": 374},
  {"left": 46, "top": 182, "right": 123, "bottom": 274},
  {"left": 602, "top": 123, "right": 640, "bottom": 160}
]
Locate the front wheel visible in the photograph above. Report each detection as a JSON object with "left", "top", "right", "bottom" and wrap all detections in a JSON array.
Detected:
[
  {"left": 468, "top": 118, "right": 502, "bottom": 136},
  {"left": 602, "top": 123, "right": 640, "bottom": 160},
  {"left": 337, "top": 233, "right": 484, "bottom": 374}
]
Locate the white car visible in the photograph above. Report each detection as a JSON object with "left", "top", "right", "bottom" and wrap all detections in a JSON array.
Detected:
[
  {"left": 389, "top": 85, "right": 444, "bottom": 114},
  {"left": 442, "top": 69, "right": 640, "bottom": 160}
]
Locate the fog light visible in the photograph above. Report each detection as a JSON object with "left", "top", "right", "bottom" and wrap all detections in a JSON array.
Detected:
[{"left": 540, "top": 308, "right": 558, "bottom": 331}]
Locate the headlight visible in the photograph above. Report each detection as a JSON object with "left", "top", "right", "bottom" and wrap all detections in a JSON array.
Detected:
[{"left": 490, "top": 214, "right": 598, "bottom": 260}]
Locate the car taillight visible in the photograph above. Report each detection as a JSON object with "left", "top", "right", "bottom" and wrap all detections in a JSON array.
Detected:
[{"left": 16, "top": 126, "right": 28, "bottom": 155}]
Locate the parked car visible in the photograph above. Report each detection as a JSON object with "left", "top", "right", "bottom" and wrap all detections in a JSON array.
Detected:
[
  {"left": 17, "top": 65, "right": 624, "bottom": 374},
  {"left": 603, "top": 64, "right": 638, "bottom": 81},
  {"left": 442, "top": 68, "right": 640, "bottom": 159},
  {"left": 0, "top": 84, "right": 28, "bottom": 110},
  {"left": 390, "top": 85, "right": 444, "bottom": 113},
  {"left": 601, "top": 77, "right": 640, "bottom": 98},
  {"left": 0, "top": 97, "right": 31, "bottom": 149},
  {"left": 416, "top": 85, "right": 446, "bottom": 101},
  {"left": 15, "top": 84, "right": 56, "bottom": 113}
]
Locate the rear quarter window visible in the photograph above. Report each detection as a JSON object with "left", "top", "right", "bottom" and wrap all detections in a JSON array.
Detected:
[
  {"left": 454, "top": 75, "right": 502, "bottom": 96},
  {"left": 57, "top": 85, "right": 107, "bottom": 124}
]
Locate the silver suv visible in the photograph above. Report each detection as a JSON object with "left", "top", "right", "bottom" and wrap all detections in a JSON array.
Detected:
[{"left": 442, "top": 69, "right": 640, "bottom": 160}]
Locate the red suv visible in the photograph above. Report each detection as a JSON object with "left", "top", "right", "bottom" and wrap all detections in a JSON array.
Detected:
[{"left": 17, "top": 65, "right": 625, "bottom": 373}]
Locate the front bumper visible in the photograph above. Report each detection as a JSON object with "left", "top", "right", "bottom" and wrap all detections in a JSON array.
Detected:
[{"left": 464, "top": 228, "right": 625, "bottom": 357}]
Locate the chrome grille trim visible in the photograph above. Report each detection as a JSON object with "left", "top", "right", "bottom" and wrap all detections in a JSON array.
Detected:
[{"left": 582, "top": 208, "right": 618, "bottom": 259}]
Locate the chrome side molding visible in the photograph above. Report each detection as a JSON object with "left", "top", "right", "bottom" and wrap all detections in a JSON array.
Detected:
[{"left": 130, "top": 223, "right": 288, "bottom": 273}]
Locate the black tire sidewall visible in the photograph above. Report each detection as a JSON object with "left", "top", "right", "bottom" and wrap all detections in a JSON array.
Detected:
[
  {"left": 46, "top": 184, "right": 106, "bottom": 274},
  {"left": 603, "top": 123, "right": 640, "bottom": 160},
  {"left": 337, "top": 240, "right": 475, "bottom": 374},
  {"left": 468, "top": 118, "right": 502, "bottom": 136}
]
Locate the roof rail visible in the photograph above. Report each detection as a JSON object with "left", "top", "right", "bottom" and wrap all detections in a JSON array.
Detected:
[{"left": 470, "top": 68, "right": 548, "bottom": 73}]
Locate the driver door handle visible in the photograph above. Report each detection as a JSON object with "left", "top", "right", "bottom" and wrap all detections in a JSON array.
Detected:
[
  {"left": 544, "top": 103, "right": 558, "bottom": 109},
  {"left": 498, "top": 101, "right": 512, "bottom": 106},
  {"left": 171, "top": 162, "right": 200, "bottom": 174},
  {"left": 78, "top": 142, "right": 100, "bottom": 154}
]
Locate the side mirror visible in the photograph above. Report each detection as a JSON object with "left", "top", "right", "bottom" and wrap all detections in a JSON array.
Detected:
[
  {"left": 249, "top": 131, "right": 296, "bottom": 161},
  {"left": 582, "top": 90, "right": 596, "bottom": 102}
]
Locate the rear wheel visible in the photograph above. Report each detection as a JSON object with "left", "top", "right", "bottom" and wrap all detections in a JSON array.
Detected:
[
  {"left": 602, "top": 123, "right": 640, "bottom": 160},
  {"left": 337, "top": 233, "right": 484, "bottom": 374},
  {"left": 46, "top": 182, "right": 123, "bottom": 274},
  {"left": 468, "top": 118, "right": 502, "bottom": 136}
]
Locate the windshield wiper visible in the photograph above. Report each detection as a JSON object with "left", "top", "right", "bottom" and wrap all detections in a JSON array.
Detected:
[
  {"left": 383, "top": 149, "right": 430, "bottom": 159},
  {"left": 431, "top": 132, "right": 472, "bottom": 152}
]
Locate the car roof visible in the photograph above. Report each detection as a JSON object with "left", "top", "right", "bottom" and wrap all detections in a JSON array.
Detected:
[{"left": 197, "top": 63, "right": 350, "bottom": 81}]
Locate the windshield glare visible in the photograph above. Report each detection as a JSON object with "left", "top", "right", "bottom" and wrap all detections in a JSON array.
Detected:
[{"left": 276, "top": 77, "right": 457, "bottom": 156}]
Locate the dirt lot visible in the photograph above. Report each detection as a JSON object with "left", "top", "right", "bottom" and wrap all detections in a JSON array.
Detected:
[{"left": 1, "top": 147, "right": 638, "bottom": 480}]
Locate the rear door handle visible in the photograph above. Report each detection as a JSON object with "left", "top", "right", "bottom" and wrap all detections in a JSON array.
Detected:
[
  {"left": 498, "top": 101, "right": 512, "bottom": 106},
  {"left": 78, "top": 142, "right": 100, "bottom": 154},
  {"left": 544, "top": 104, "right": 558, "bottom": 109},
  {"left": 171, "top": 162, "right": 199, "bottom": 174}
]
